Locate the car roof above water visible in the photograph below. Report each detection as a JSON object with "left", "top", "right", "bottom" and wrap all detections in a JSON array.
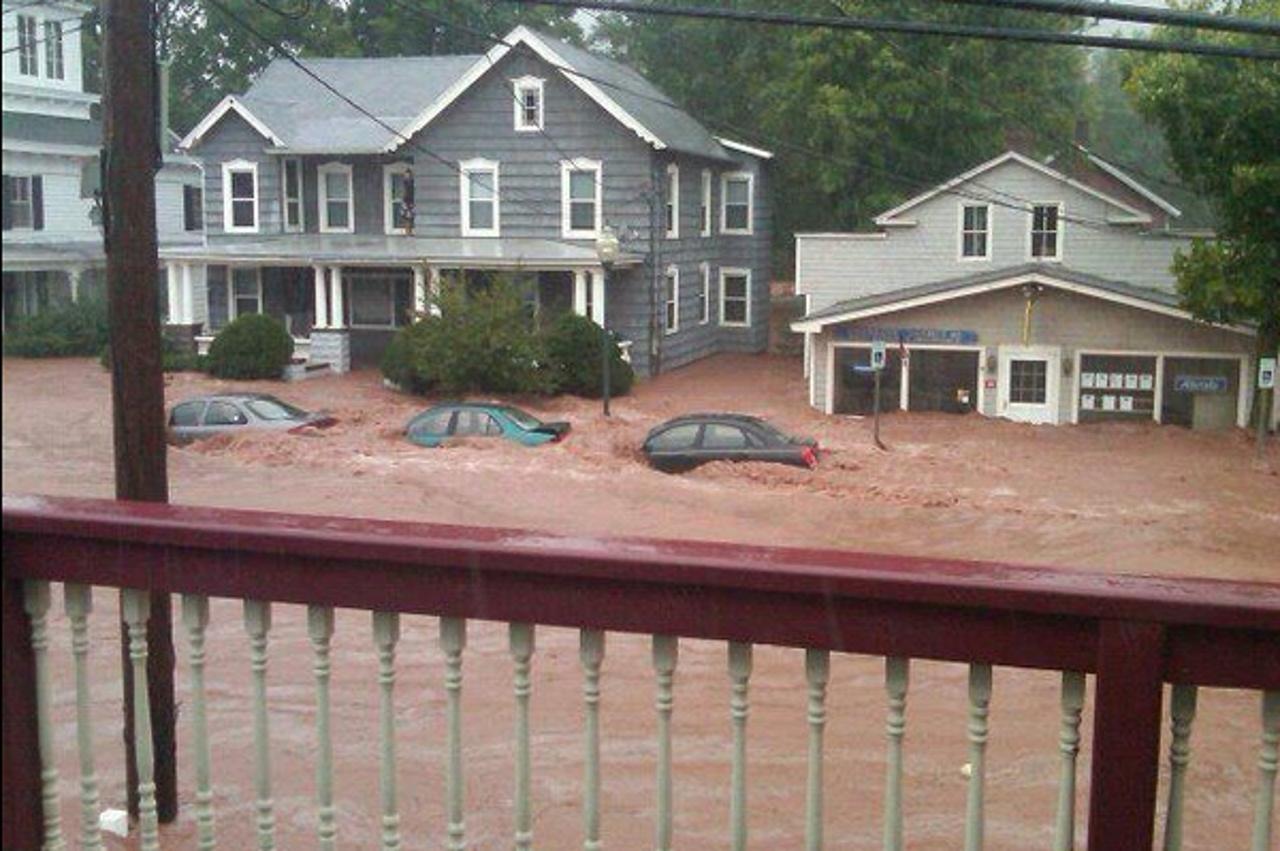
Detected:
[{"left": 177, "top": 392, "right": 283, "bottom": 404}]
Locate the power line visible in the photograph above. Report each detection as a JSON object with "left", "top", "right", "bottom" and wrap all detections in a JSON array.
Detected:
[
  {"left": 506, "top": 0, "right": 1280, "bottom": 60},
  {"left": 937, "top": 0, "right": 1280, "bottom": 38}
]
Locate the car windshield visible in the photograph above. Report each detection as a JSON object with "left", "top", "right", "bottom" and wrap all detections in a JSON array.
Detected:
[
  {"left": 498, "top": 406, "right": 543, "bottom": 430},
  {"left": 244, "top": 398, "right": 309, "bottom": 421}
]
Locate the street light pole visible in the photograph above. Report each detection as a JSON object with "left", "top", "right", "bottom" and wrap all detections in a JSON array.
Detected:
[{"left": 595, "top": 226, "right": 620, "bottom": 418}]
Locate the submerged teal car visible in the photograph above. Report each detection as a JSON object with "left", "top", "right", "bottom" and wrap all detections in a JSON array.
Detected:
[{"left": 405, "top": 402, "right": 571, "bottom": 448}]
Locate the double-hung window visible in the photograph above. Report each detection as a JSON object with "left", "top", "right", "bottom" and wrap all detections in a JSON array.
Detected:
[
  {"left": 664, "top": 265, "right": 679, "bottom": 334},
  {"left": 700, "top": 169, "right": 712, "bottom": 237},
  {"left": 2, "top": 175, "right": 41, "bottom": 230},
  {"left": 699, "top": 262, "right": 711, "bottom": 324},
  {"left": 43, "top": 20, "right": 64, "bottom": 79},
  {"left": 960, "top": 203, "right": 990, "bottom": 260},
  {"left": 281, "top": 158, "right": 303, "bottom": 232},
  {"left": 460, "top": 159, "right": 499, "bottom": 236},
  {"left": 1030, "top": 203, "right": 1062, "bottom": 260},
  {"left": 720, "top": 268, "right": 750, "bottom": 327},
  {"left": 721, "top": 173, "right": 753, "bottom": 234},
  {"left": 221, "top": 160, "right": 258, "bottom": 233},
  {"left": 318, "top": 163, "right": 353, "bottom": 233},
  {"left": 561, "top": 158, "right": 602, "bottom": 239},
  {"left": 231, "top": 268, "right": 262, "bottom": 317},
  {"left": 512, "top": 76, "right": 544, "bottom": 132},
  {"left": 665, "top": 164, "right": 679, "bottom": 239},
  {"left": 16, "top": 16, "right": 37, "bottom": 76},
  {"left": 384, "top": 163, "right": 414, "bottom": 234}
]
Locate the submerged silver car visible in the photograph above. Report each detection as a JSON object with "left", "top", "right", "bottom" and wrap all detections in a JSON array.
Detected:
[{"left": 168, "top": 393, "right": 336, "bottom": 442}]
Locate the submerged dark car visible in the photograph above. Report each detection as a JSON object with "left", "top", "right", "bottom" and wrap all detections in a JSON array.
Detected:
[{"left": 641, "top": 413, "right": 819, "bottom": 472}]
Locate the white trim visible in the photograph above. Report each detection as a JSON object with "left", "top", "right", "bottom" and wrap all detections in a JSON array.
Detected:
[
  {"left": 180, "top": 95, "right": 285, "bottom": 150},
  {"left": 700, "top": 168, "right": 712, "bottom": 237},
  {"left": 280, "top": 157, "right": 304, "bottom": 233},
  {"left": 714, "top": 136, "right": 774, "bottom": 160},
  {"left": 221, "top": 159, "right": 259, "bottom": 234},
  {"left": 719, "top": 267, "right": 752, "bottom": 328},
  {"left": 382, "top": 162, "right": 413, "bottom": 235},
  {"left": 664, "top": 264, "right": 680, "bottom": 335},
  {"left": 229, "top": 266, "right": 264, "bottom": 319},
  {"left": 1028, "top": 202, "right": 1064, "bottom": 262},
  {"left": 874, "top": 150, "right": 1151, "bottom": 226},
  {"left": 699, "top": 261, "right": 711, "bottom": 324},
  {"left": 317, "top": 162, "right": 354, "bottom": 234},
  {"left": 388, "top": 26, "right": 666, "bottom": 153},
  {"left": 560, "top": 158, "right": 603, "bottom": 239},
  {"left": 1084, "top": 152, "right": 1182, "bottom": 218},
  {"left": 512, "top": 75, "right": 545, "bottom": 133},
  {"left": 720, "top": 172, "right": 754, "bottom": 236},
  {"left": 665, "top": 163, "right": 680, "bottom": 239},
  {"left": 957, "top": 201, "right": 992, "bottom": 262},
  {"left": 460, "top": 158, "right": 500, "bottom": 237},
  {"left": 790, "top": 271, "right": 1257, "bottom": 336},
  {"left": 795, "top": 232, "right": 888, "bottom": 241}
]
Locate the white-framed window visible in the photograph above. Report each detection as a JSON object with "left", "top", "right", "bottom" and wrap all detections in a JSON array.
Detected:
[
  {"left": 561, "top": 158, "right": 602, "bottom": 239},
  {"left": 699, "top": 262, "right": 711, "bottom": 324},
  {"left": 665, "top": 163, "right": 679, "bottom": 239},
  {"left": 700, "top": 169, "right": 712, "bottom": 237},
  {"left": 318, "top": 162, "right": 354, "bottom": 233},
  {"left": 959, "top": 203, "right": 991, "bottom": 260},
  {"left": 720, "top": 267, "right": 751, "bottom": 327},
  {"left": 383, "top": 163, "right": 414, "bottom": 235},
  {"left": 1030, "top": 202, "right": 1063, "bottom": 260},
  {"left": 664, "top": 265, "right": 679, "bottom": 334},
  {"left": 460, "top": 158, "right": 499, "bottom": 237},
  {"left": 16, "top": 15, "right": 37, "bottom": 76},
  {"left": 3, "top": 175, "right": 36, "bottom": 230},
  {"left": 721, "top": 172, "right": 753, "bottom": 235},
  {"left": 43, "top": 20, "right": 64, "bottom": 79},
  {"left": 221, "top": 160, "right": 259, "bottom": 233},
  {"left": 280, "top": 157, "right": 303, "bottom": 232},
  {"left": 230, "top": 267, "right": 263, "bottom": 317},
  {"left": 512, "top": 76, "right": 545, "bottom": 132}
]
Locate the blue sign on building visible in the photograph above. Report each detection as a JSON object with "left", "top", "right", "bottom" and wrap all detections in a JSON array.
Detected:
[
  {"left": 1174, "top": 375, "right": 1229, "bottom": 394},
  {"left": 833, "top": 326, "right": 979, "bottom": 345}
]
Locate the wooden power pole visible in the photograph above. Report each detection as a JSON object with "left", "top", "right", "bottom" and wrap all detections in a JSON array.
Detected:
[{"left": 101, "top": 0, "right": 178, "bottom": 822}]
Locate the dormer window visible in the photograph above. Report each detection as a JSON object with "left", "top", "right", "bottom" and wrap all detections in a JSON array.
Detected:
[
  {"left": 43, "top": 20, "right": 64, "bottom": 80},
  {"left": 1030, "top": 203, "right": 1062, "bottom": 260},
  {"left": 513, "top": 77, "right": 544, "bottom": 132},
  {"left": 960, "top": 203, "right": 990, "bottom": 260},
  {"left": 318, "top": 162, "right": 354, "bottom": 233},
  {"left": 16, "top": 16, "right": 38, "bottom": 76},
  {"left": 221, "top": 160, "right": 259, "bottom": 233}
]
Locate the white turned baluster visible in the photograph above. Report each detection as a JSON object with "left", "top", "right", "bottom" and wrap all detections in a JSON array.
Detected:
[
  {"left": 65, "top": 584, "right": 104, "bottom": 851},
  {"left": 805, "top": 649, "right": 830, "bottom": 851},
  {"left": 182, "top": 595, "right": 216, "bottom": 851},
  {"left": 964, "top": 664, "right": 993, "bottom": 851},
  {"left": 1252, "top": 690, "right": 1280, "bottom": 851},
  {"left": 25, "top": 581, "right": 66, "bottom": 851},
  {"left": 1163, "top": 684, "right": 1198, "bottom": 851},
  {"left": 1053, "top": 671, "right": 1085, "bottom": 851},
  {"left": 308, "top": 606, "right": 336, "bottom": 851},
  {"left": 653, "top": 635, "right": 679, "bottom": 851},
  {"left": 244, "top": 600, "right": 276, "bottom": 851},
  {"left": 883, "top": 657, "right": 909, "bottom": 851},
  {"left": 374, "top": 611, "right": 402, "bottom": 851},
  {"left": 441, "top": 617, "right": 467, "bottom": 851},
  {"left": 581, "top": 629, "right": 606, "bottom": 851},
  {"left": 728, "top": 642, "right": 753, "bottom": 851},
  {"left": 510, "top": 623, "right": 535, "bottom": 851},
  {"left": 122, "top": 589, "right": 159, "bottom": 851}
]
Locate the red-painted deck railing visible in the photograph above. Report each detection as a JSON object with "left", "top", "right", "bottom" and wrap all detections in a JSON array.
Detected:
[{"left": 3, "top": 495, "right": 1278, "bottom": 850}]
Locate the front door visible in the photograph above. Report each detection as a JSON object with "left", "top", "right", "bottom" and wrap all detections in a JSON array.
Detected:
[{"left": 998, "top": 346, "right": 1061, "bottom": 424}]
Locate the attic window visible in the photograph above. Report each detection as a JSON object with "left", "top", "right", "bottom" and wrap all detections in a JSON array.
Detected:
[
  {"left": 43, "top": 20, "right": 64, "bottom": 80},
  {"left": 513, "top": 77, "right": 544, "bottom": 132},
  {"left": 222, "top": 160, "right": 259, "bottom": 233},
  {"left": 16, "top": 16, "right": 38, "bottom": 76},
  {"left": 1030, "top": 203, "right": 1062, "bottom": 260},
  {"left": 960, "top": 204, "right": 990, "bottom": 260}
]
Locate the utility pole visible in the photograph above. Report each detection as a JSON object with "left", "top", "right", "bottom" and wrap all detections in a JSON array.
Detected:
[{"left": 102, "top": 0, "right": 178, "bottom": 822}]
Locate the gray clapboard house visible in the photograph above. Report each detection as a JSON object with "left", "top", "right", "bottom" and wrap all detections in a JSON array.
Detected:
[{"left": 165, "top": 26, "right": 772, "bottom": 376}]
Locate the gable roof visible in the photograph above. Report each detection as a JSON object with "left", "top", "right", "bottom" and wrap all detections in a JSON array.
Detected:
[
  {"left": 790, "top": 263, "right": 1254, "bottom": 336},
  {"left": 873, "top": 150, "right": 1152, "bottom": 227}
]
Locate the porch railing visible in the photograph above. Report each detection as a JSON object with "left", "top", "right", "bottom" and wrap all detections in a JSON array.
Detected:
[{"left": 3, "top": 494, "right": 1278, "bottom": 850}]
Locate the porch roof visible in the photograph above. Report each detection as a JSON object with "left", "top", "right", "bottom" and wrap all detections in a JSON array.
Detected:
[
  {"left": 1, "top": 241, "right": 104, "bottom": 271},
  {"left": 158, "top": 234, "right": 643, "bottom": 269}
]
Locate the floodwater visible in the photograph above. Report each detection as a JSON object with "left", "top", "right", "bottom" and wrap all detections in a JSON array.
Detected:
[{"left": 3, "top": 355, "right": 1277, "bottom": 849}]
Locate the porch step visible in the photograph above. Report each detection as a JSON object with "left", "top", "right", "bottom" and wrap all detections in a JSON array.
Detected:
[{"left": 283, "top": 360, "right": 335, "bottom": 382}]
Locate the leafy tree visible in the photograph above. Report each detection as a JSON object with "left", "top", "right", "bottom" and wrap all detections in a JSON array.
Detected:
[
  {"left": 1125, "top": 0, "right": 1280, "bottom": 424},
  {"left": 345, "top": 0, "right": 580, "bottom": 58}
]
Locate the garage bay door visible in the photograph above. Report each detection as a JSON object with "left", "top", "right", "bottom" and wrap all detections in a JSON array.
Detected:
[
  {"left": 834, "top": 347, "right": 902, "bottom": 415},
  {"left": 907, "top": 349, "right": 980, "bottom": 413}
]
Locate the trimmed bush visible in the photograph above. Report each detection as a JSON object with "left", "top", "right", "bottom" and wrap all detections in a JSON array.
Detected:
[
  {"left": 3, "top": 298, "right": 109, "bottom": 358},
  {"left": 205, "top": 314, "right": 294, "bottom": 379},
  {"left": 542, "top": 313, "right": 634, "bottom": 398}
]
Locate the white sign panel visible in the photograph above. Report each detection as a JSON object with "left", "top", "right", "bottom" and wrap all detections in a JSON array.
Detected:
[{"left": 1261, "top": 357, "right": 1277, "bottom": 390}]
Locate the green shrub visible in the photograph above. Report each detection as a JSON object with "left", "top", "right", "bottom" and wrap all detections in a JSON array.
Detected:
[
  {"left": 205, "top": 314, "right": 294, "bottom": 379},
  {"left": 3, "top": 298, "right": 109, "bottom": 358},
  {"left": 542, "top": 313, "right": 634, "bottom": 397},
  {"left": 99, "top": 334, "right": 208, "bottom": 373}
]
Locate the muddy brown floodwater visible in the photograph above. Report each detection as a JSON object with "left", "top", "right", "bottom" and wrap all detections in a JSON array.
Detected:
[{"left": 4, "top": 354, "right": 1278, "bottom": 849}]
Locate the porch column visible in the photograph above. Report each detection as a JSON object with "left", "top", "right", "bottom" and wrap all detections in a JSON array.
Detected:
[
  {"left": 68, "top": 267, "right": 83, "bottom": 303},
  {"left": 428, "top": 267, "right": 442, "bottom": 317},
  {"left": 313, "top": 265, "right": 329, "bottom": 330},
  {"left": 573, "top": 270, "right": 588, "bottom": 317},
  {"left": 413, "top": 266, "right": 428, "bottom": 316},
  {"left": 590, "top": 266, "right": 605, "bottom": 325},
  {"left": 180, "top": 264, "right": 195, "bottom": 325},
  {"left": 331, "top": 266, "right": 346, "bottom": 328}
]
